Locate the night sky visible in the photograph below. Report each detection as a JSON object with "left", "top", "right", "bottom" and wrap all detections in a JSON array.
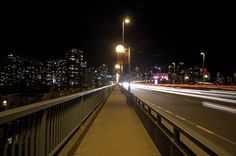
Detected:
[{"left": 0, "top": 1, "right": 235, "bottom": 76}]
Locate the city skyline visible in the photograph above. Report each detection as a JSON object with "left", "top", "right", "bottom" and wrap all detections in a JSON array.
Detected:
[{"left": 0, "top": 1, "right": 235, "bottom": 76}]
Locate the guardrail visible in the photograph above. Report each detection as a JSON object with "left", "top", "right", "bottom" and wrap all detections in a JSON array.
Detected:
[
  {"left": 0, "top": 84, "right": 114, "bottom": 156},
  {"left": 122, "top": 87, "right": 235, "bottom": 156}
]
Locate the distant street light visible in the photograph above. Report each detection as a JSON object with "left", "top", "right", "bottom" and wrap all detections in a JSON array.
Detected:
[
  {"left": 116, "top": 74, "right": 120, "bottom": 83},
  {"left": 116, "top": 45, "right": 125, "bottom": 83},
  {"left": 116, "top": 45, "right": 125, "bottom": 53},
  {"left": 172, "top": 62, "right": 176, "bottom": 83},
  {"left": 127, "top": 47, "right": 131, "bottom": 92},
  {"left": 115, "top": 64, "right": 121, "bottom": 69},
  {"left": 120, "top": 18, "right": 130, "bottom": 84},
  {"left": 122, "top": 18, "right": 130, "bottom": 46},
  {"left": 200, "top": 52, "right": 205, "bottom": 81},
  {"left": 2, "top": 100, "right": 7, "bottom": 107},
  {"left": 115, "top": 45, "right": 131, "bottom": 92}
]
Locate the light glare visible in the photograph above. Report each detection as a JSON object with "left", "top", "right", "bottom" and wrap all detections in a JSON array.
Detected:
[
  {"left": 124, "top": 18, "right": 130, "bottom": 24},
  {"left": 116, "top": 45, "right": 125, "bottom": 53},
  {"left": 115, "top": 64, "right": 120, "bottom": 69}
]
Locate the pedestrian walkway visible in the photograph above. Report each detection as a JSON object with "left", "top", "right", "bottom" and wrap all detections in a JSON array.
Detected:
[{"left": 73, "top": 85, "right": 160, "bottom": 156}]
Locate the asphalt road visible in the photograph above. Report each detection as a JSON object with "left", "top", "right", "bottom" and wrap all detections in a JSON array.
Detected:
[{"left": 129, "top": 84, "right": 236, "bottom": 149}]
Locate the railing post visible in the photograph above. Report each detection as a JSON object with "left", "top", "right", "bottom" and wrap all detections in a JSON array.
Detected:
[
  {"left": 126, "top": 91, "right": 131, "bottom": 105},
  {"left": 38, "top": 110, "right": 47, "bottom": 156}
]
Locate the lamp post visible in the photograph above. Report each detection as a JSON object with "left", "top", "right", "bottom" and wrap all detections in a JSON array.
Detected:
[
  {"left": 172, "top": 62, "right": 176, "bottom": 83},
  {"left": 116, "top": 45, "right": 125, "bottom": 82},
  {"left": 121, "top": 18, "right": 130, "bottom": 84},
  {"left": 200, "top": 52, "right": 205, "bottom": 81},
  {"left": 122, "top": 18, "right": 130, "bottom": 46},
  {"left": 127, "top": 47, "right": 131, "bottom": 92},
  {"left": 115, "top": 45, "right": 131, "bottom": 92}
]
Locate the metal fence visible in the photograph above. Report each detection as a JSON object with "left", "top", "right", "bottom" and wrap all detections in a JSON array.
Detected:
[
  {"left": 123, "top": 87, "right": 235, "bottom": 156},
  {"left": 0, "top": 84, "right": 114, "bottom": 156}
]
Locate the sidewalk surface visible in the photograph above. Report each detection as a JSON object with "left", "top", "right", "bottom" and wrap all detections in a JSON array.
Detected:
[{"left": 74, "top": 85, "right": 160, "bottom": 156}]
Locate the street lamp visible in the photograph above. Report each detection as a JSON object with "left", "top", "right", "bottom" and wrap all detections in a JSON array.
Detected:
[
  {"left": 200, "top": 52, "right": 205, "bottom": 81},
  {"left": 116, "top": 45, "right": 125, "bottom": 83},
  {"left": 115, "top": 64, "right": 121, "bottom": 69},
  {"left": 115, "top": 45, "right": 131, "bottom": 92},
  {"left": 121, "top": 18, "right": 130, "bottom": 85},
  {"left": 116, "top": 45, "right": 125, "bottom": 53},
  {"left": 172, "top": 62, "right": 176, "bottom": 83},
  {"left": 122, "top": 18, "right": 130, "bottom": 46},
  {"left": 127, "top": 47, "right": 131, "bottom": 92}
]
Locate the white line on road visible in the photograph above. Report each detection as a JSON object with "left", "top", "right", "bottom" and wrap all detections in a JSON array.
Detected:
[
  {"left": 195, "top": 125, "right": 236, "bottom": 145},
  {"left": 175, "top": 115, "right": 187, "bottom": 121},
  {"left": 196, "top": 125, "right": 215, "bottom": 134},
  {"left": 164, "top": 110, "right": 174, "bottom": 114}
]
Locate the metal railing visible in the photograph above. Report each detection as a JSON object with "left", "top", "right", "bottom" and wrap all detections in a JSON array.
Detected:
[
  {"left": 0, "top": 84, "right": 114, "bottom": 156},
  {"left": 122, "top": 87, "right": 236, "bottom": 156}
]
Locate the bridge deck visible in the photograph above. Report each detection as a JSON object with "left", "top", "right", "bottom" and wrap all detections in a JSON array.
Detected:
[{"left": 73, "top": 85, "right": 160, "bottom": 156}]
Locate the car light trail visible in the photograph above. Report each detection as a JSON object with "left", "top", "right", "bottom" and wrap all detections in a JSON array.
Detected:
[
  {"left": 129, "top": 84, "right": 236, "bottom": 104},
  {"left": 202, "top": 101, "right": 236, "bottom": 114}
]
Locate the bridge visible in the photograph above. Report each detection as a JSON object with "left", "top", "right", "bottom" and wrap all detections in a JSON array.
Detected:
[{"left": 1, "top": 84, "right": 236, "bottom": 156}]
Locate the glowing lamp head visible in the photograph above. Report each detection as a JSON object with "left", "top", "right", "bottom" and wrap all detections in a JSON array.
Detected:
[
  {"left": 115, "top": 64, "right": 121, "bottom": 69},
  {"left": 2, "top": 100, "right": 7, "bottom": 107},
  {"left": 204, "top": 74, "right": 208, "bottom": 78},
  {"left": 124, "top": 18, "right": 130, "bottom": 24},
  {"left": 116, "top": 45, "right": 125, "bottom": 53}
]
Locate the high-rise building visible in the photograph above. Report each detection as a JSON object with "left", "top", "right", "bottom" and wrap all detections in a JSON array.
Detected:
[
  {"left": 22, "top": 60, "right": 41, "bottom": 87},
  {"left": 66, "top": 48, "right": 86, "bottom": 87},
  {"left": 185, "top": 66, "right": 201, "bottom": 84},
  {"left": 168, "top": 64, "right": 175, "bottom": 83},
  {"left": 43, "top": 59, "right": 67, "bottom": 87},
  {"left": 168, "top": 62, "right": 186, "bottom": 84},
  {"left": 93, "top": 64, "right": 110, "bottom": 87},
  {"left": 176, "top": 62, "right": 185, "bottom": 83},
  {"left": 0, "top": 53, "right": 45, "bottom": 90},
  {"left": 5, "top": 54, "right": 24, "bottom": 86}
]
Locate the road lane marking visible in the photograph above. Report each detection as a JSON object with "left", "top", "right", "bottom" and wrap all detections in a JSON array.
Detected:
[
  {"left": 164, "top": 109, "right": 174, "bottom": 114},
  {"left": 196, "top": 125, "right": 215, "bottom": 134},
  {"left": 196, "top": 125, "right": 236, "bottom": 146},
  {"left": 175, "top": 115, "right": 186, "bottom": 121},
  {"left": 213, "top": 133, "right": 236, "bottom": 146},
  {"left": 175, "top": 115, "right": 197, "bottom": 125},
  {"left": 202, "top": 101, "right": 236, "bottom": 114},
  {"left": 155, "top": 105, "right": 162, "bottom": 109}
]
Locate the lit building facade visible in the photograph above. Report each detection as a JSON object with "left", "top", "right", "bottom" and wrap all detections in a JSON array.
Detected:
[{"left": 66, "top": 48, "right": 87, "bottom": 87}]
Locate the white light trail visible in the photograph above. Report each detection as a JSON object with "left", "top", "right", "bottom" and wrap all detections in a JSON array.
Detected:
[
  {"left": 130, "top": 84, "right": 236, "bottom": 104},
  {"left": 202, "top": 101, "right": 236, "bottom": 114}
]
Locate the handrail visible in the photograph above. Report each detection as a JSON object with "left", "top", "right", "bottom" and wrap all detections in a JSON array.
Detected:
[
  {"left": 0, "top": 84, "right": 114, "bottom": 125},
  {"left": 0, "top": 84, "right": 115, "bottom": 156}
]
